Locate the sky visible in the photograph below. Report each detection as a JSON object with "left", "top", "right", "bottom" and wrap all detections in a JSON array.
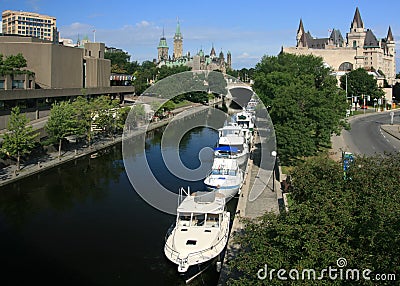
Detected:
[{"left": 1, "top": 0, "right": 400, "bottom": 71}]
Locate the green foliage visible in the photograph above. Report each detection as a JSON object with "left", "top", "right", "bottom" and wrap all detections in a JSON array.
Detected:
[
  {"left": 91, "top": 96, "right": 120, "bottom": 136},
  {"left": 1, "top": 107, "right": 38, "bottom": 170},
  {"left": 0, "top": 53, "right": 32, "bottom": 75},
  {"left": 228, "top": 155, "right": 400, "bottom": 285},
  {"left": 116, "top": 106, "right": 131, "bottom": 131},
  {"left": 45, "top": 101, "right": 79, "bottom": 156},
  {"left": 46, "top": 101, "right": 78, "bottom": 142},
  {"left": 157, "top": 65, "right": 191, "bottom": 81},
  {"left": 340, "top": 68, "right": 385, "bottom": 102},
  {"left": 105, "top": 50, "right": 139, "bottom": 74},
  {"left": 253, "top": 53, "right": 347, "bottom": 165},
  {"left": 226, "top": 67, "right": 254, "bottom": 82}
]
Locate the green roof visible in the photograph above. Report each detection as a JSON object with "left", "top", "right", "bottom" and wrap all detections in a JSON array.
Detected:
[{"left": 158, "top": 37, "right": 168, "bottom": 48}]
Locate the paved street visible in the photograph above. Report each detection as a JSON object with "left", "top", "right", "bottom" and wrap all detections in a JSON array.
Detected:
[{"left": 331, "top": 110, "right": 400, "bottom": 159}]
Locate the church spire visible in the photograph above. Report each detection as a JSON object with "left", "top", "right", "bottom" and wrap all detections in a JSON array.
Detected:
[
  {"left": 387, "top": 26, "right": 394, "bottom": 42},
  {"left": 351, "top": 7, "right": 364, "bottom": 29},
  {"left": 173, "top": 18, "right": 183, "bottom": 59},
  {"left": 297, "top": 18, "right": 304, "bottom": 35},
  {"left": 296, "top": 18, "right": 305, "bottom": 47}
]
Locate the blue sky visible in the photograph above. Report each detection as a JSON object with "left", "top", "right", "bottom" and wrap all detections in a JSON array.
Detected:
[{"left": 1, "top": 0, "right": 400, "bottom": 70}]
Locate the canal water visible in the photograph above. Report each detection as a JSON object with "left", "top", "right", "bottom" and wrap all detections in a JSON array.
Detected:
[{"left": 0, "top": 123, "right": 238, "bottom": 285}]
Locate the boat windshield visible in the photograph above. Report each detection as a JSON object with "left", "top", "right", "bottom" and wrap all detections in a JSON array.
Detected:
[
  {"left": 220, "top": 129, "right": 241, "bottom": 137},
  {"left": 192, "top": 214, "right": 205, "bottom": 226},
  {"left": 211, "top": 168, "right": 236, "bottom": 176},
  {"left": 178, "top": 213, "right": 191, "bottom": 227},
  {"left": 218, "top": 144, "right": 243, "bottom": 153},
  {"left": 205, "top": 214, "right": 220, "bottom": 228}
]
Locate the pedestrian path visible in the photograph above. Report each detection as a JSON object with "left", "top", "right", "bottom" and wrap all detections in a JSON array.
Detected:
[
  {"left": 381, "top": 124, "right": 400, "bottom": 140},
  {"left": 217, "top": 131, "right": 281, "bottom": 285}
]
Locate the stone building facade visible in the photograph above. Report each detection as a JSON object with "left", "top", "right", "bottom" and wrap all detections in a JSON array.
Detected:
[
  {"left": 283, "top": 7, "right": 396, "bottom": 85},
  {"left": 156, "top": 20, "right": 231, "bottom": 72}
]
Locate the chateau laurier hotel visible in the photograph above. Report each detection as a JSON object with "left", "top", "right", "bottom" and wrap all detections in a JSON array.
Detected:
[{"left": 283, "top": 7, "right": 396, "bottom": 86}]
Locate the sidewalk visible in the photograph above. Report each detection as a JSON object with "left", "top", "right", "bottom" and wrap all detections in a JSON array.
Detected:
[
  {"left": 381, "top": 124, "right": 400, "bottom": 140},
  {"left": 217, "top": 130, "right": 281, "bottom": 285}
]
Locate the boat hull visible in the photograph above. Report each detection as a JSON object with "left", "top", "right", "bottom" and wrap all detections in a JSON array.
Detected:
[{"left": 164, "top": 212, "right": 230, "bottom": 273}]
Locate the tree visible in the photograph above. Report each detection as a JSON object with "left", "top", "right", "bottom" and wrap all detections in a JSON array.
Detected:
[
  {"left": 227, "top": 154, "right": 400, "bottom": 285},
  {"left": 0, "top": 53, "right": 31, "bottom": 75},
  {"left": 4, "top": 53, "right": 27, "bottom": 70},
  {"left": 1, "top": 107, "right": 38, "bottom": 170},
  {"left": 71, "top": 96, "right": 93, "bottom": 147},
  {"left": 46, "top": 101, "right": 78, "bottom": 158},
  {"left": 340, "top": 68, "right": 384, "bottom": 105},
  {"left": 253, "top": 53, "right": 348, "bottom": 165},
  {"left": 91, "top": 96, "right": 120, "bottom": 137}
]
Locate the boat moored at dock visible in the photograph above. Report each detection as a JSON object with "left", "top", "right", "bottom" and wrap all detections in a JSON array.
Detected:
[{"left": 164, "top": 189, "right": 230, "bottom": 273}]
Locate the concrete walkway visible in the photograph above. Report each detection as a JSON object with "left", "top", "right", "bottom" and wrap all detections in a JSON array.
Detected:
[
  {"left": 217, "top": 131, "right": 281, "bottom": 285},
  {"left": 381, "top": 124, "right": 400, "bottom": 140}
]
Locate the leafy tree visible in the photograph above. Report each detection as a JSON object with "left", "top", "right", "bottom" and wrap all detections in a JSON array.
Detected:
[
  {"left": 228, "top": 155, "right": 400, "bottom": 285},
  {"left": 253, "top": 53, "right": 347, "bottom": 165},
  {"left": 115, "top": 106, "right": 131, "bottom": 131},
  {"left": 4, "top": 53, "right": 27, "bottom": 69},
  {"left": 0, "top": 53, "right": 31, "bottom": 75},
  {"left": 133, "top": 61, "right": 157, "bottom": 95},
  {"left": 46, "top": 101, "right": 78, "bottom": 158},
  {"left": 131, "top": 104, "right": 146, "bottom": 122},
  {"left": 105, "top": 50, "right": 139, "bottom": 75},
  {"left": 91, "top": 96, "right": 120, "bottom": 137},
  {"left": 157, "top": 65, "right": 191, "bottom": 81},
  {"left": 1, "top": 107, "right": 38, "bottom": 170},
  {"left": 71, "top": 96, "right": 93, "bottom": 146},
  {"left": 340, "top": 68, "right": 384, "bottom": 105}
]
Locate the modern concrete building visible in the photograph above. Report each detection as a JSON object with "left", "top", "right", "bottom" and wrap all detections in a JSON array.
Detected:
[
  {"left": 283, "top": 7, "right": 396, "bottom": 86},
  {"left": 0, "top": 35, "right": 134, "bottom": 129},
  {"left": 2, "top": 10, "right": 58, "bottom": 42}
]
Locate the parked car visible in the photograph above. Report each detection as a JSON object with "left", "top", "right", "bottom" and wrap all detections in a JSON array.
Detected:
[{"left": 360, "top": 105, "right": 368, "bottom": 109}]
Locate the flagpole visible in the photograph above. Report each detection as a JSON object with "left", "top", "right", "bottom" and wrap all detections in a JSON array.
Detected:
[{"left": 93, "top": 29, "right": 96, "bottom": 42}]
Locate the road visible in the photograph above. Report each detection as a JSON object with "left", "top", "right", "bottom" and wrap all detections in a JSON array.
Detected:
[{"left": 342, "top": 110, "right": 400, "bottom": 156}]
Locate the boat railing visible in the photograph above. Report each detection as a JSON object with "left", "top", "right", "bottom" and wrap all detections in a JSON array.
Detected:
[
  {"left": 182, "top": 226, "right": 229, "bottom": 263},
  {"left": 164, "top": 221, "right": 229, "bottom": 265}
]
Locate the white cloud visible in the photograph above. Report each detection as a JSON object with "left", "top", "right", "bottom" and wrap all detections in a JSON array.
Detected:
[
  {"left": 25, "top": 0, "right": 40, "bottom": 12},
  {"left": 136, "top": 20, "right": 151, "bottom": 28}
]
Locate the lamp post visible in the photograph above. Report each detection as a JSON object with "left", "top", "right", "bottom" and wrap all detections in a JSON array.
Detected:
[{"left": 271, "top": 151, "right": 277, "bottom": 192}]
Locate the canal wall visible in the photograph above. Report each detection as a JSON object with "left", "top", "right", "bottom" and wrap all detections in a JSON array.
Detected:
[{"left": 0, "top": 105, "right": 209, "bottom": 188}]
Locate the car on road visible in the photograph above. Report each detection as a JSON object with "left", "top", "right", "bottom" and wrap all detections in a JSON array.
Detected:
[{"left": 360, "top": 105, "right": 368, "bottom": 109}]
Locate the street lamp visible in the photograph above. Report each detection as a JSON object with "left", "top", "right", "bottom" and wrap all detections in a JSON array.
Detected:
[{"left": 271, "top": 151, "right": 277, "bottom": 192}]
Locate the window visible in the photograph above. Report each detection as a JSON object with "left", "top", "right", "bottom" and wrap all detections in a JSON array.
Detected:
[
  {"left": 0, "top": 80, "right": 4, "bottom": 89},
  {"left": 12, "top": 80, "right": 24, "bottom": 89}
]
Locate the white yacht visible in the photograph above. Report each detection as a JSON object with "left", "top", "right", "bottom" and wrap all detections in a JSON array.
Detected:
[
  {"left": 218, "top": 122, "right": 252, "bottom": 147},
  {"left": 203, "top": 157, "right": 243, "bottom": 201},
  {"left": 235, "top": 109, "right": 255, "bottom": 136},
  {"left": 164, "top": 189, "right": 230, "bottom": 273},
  {"left": 214, "top": 135, "right": 249, "bottom": 167},
  {"left": 245, "top": 98, "right": 259, "bottom": 114}
]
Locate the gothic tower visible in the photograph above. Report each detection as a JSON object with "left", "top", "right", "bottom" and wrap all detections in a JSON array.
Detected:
[
  {"left": 157, "top": 28, "right": 169, "bottom": 62},
  {"left": 173, "top": 18, "right": 183, "bottom": 59},
  {"left": 386, "top": 26, "right": 396, "bottom": 85},
  {"left": 226, "top": 51, "right": 232, "bottom": 69},
  {"left": 296, "top": 18, "right": 305, "bottom": 47},
  {"left": 347, "top": 7, "right": 366, "bottom": 48}
]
